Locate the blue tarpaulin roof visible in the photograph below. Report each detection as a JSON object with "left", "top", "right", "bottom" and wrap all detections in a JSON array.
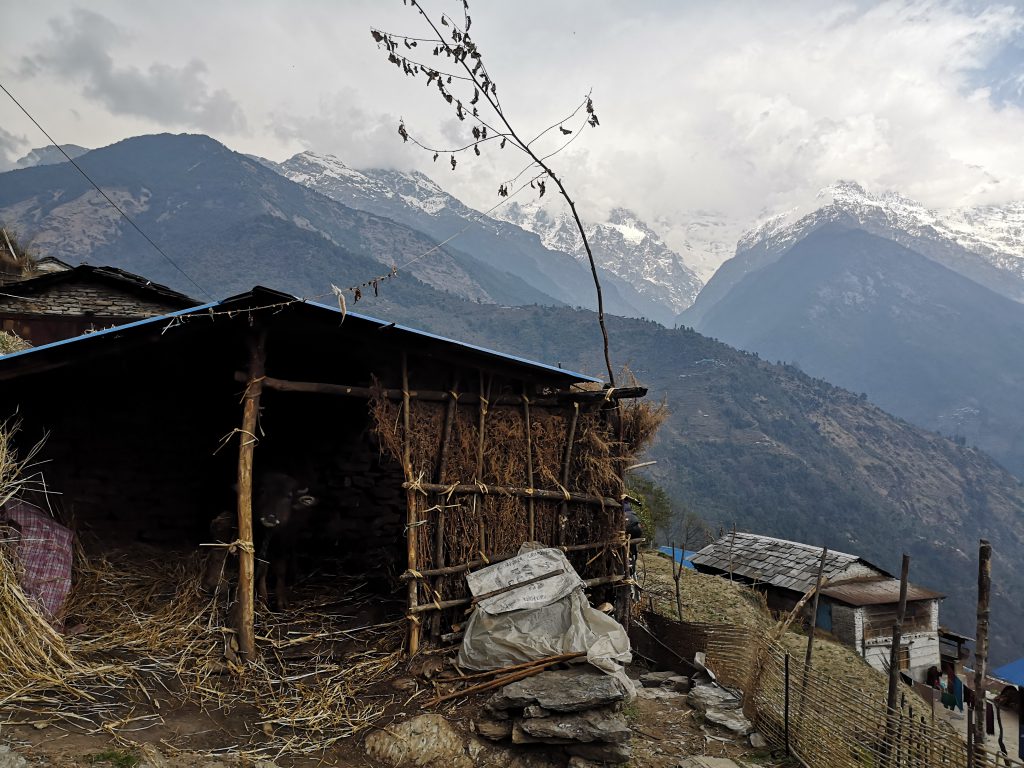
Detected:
[
  {"left": 657, "top": 546, "right": 697, "bottom": 569},
  {"left": 992, "top": 658, "right": 1024, "bottom": 687}
]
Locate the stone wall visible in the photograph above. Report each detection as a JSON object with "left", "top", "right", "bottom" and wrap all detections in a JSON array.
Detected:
[
  {"left": 0, "top": 279, "right": 189, "bottom": 345},
  {"left": 831, "top": 602, "right": 862, "bottom": 650},
  {"left": 0, "top": 280, "right": 186, "bottom": 318}
]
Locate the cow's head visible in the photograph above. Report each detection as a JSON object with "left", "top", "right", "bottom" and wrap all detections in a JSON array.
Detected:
[{"left": 256, "top": 471, "right": 318, "bottom": 529}]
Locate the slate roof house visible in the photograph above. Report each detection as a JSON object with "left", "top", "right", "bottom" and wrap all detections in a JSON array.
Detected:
[
  {"left": 0, "top": 261, "right": 197, "bottom": 346},
  {"left": 0, "top": 283, "right": 651, "bottom": 656},
  {"left": 691, "top": 532, "right": 944, "bottom": 680}
]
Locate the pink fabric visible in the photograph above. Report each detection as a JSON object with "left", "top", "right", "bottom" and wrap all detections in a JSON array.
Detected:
[{"left": 1, "top": 499, "right": 73, "bottom": 623}]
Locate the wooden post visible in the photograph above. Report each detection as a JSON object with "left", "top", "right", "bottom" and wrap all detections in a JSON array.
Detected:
[
  {"left": 235, "top": 328, "right": 266, "bottom": 660},
  {"left": 473, "top": 372, "right": 490, "bottom": 556},
  {"left": 973, "top": 540, "right": 992, "bottom": 756},
  {"left": 431, "top": 375, "right": 458, "bottom": 642},
  {"left": 523, "top": 389, "right": 535, "bottom": 541},
  {"left": 784, "top": 651, "right": 791, "bottom": 756},
  {"left": 728, "top": 523, "right": 737, "bottom": 582},
  {"left": 804, "top": 546, "right": 829, "bottom": 673},
  {"left": 556, "top": 401, "right": 579, "bottom": 546},
  {"left": 670, "top": 542, "right": 683, "bottom": 621},
  {"left": 885, "top": 553, "right": 911, "bottom": 766},
  {"left": 402, "top": 353, "right": 420, "bottom": 656}
]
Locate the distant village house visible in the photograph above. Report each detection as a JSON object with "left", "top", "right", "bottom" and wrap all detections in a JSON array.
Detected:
[
  {"left": 0, "top": 259, "right": 197, "bottom": 346},
  {"left": 691, "top": 532, "right": 945, "bottom": 681}
]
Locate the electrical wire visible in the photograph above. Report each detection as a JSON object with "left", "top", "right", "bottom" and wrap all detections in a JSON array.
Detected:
[{"left": 0, "top": 81, "right": 213, "bottom": 300}]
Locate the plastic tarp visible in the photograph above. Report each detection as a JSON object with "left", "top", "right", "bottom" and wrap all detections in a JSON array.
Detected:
[
  {"left": 0, "top": 499, "right": 73, "bottom": 623},
  {"left": 457, "top": 544, "right": 633, "bottom": 691}
]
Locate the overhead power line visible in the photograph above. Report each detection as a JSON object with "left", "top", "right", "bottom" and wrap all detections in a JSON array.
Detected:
[{"left": 0, "top": 81, "right": 212, "bottom": 300}]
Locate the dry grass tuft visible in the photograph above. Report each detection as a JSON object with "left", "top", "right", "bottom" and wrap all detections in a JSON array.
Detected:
[{"left": 0, "top": 330, "right": 30, "bottom": 356}]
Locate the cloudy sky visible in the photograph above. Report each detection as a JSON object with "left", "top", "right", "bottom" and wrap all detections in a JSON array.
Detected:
[{"left": 2, "top": 0, "right": 1023, "bottom": 267}]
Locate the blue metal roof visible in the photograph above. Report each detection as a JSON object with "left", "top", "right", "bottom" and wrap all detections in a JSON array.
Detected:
[
  {"left": 657, "top": 546, "right": 697, "bottom": 570},
  {"left": 992, "top": 658, "right": 1024, "bottom": 687},
  {"left": 0, "top": 287, "right": 602, "bottom": 384}
]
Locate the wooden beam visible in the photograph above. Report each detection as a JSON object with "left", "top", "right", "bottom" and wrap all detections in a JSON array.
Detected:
[
  {"left": 232, "top": 371, "right": 646, "bottom": 405},
  {"left": 403, "top": 480, "right": 620, "bottom": 508},
  {"left": 235, "top": 328, "right": 266, "bottom": 660},
  {"left": 401, "top": 537, "right": 644, "bottom": 579}
]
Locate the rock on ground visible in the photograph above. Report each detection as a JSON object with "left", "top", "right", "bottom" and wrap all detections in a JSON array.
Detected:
[
  {"left": 364, "top": 714, "right": 474, "bottom": 768},
  {"left": 0, "top": 746, "right": 28, "bottom": 768},
  {"left": 687, "top": 684, "right": 742, "bottom": 712},
  {"left": 702, "top": 707, "right": 754, "bottom": 736}
]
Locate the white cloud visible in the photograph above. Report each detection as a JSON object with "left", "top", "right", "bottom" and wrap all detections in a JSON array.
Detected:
[
  {"left": 2, "top": 0, "right": 1023, "bottom": 264},
  {"left": 18, "top": 8, "right": 246, "bottom": 133}
]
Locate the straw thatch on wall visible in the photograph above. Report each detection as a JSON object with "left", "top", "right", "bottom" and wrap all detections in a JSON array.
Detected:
[{"left": 370, "top": 368, "right": 663, "bottom": 642}]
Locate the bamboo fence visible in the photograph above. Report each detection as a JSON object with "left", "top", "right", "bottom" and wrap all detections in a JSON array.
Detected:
[{"left": 644, "top": 613, "right": 1023, "bottom": 768}]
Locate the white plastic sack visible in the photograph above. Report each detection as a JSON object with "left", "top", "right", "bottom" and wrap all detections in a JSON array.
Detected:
[{"left": 457, "top": 545, "right": 632, "bottom": 689}]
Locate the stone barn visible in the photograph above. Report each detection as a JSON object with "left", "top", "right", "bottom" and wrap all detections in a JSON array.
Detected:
[{"left": 0, "top": 261, "right": 197, "bottom": 346}]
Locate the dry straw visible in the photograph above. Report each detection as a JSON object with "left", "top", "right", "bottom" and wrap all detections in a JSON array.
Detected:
[
  {"left": 2, "top": 545, "right": 406, "bottom": 758},
  {"left": 2, "top": 418, "right": 407, "bottom": 758}
]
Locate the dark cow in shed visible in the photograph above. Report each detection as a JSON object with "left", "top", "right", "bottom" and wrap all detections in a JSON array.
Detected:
[{"left": 202, "top": 471, "right": 318, "bottom": 610}]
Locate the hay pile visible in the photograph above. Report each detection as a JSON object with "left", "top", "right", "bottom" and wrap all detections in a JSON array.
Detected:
[{"left": 1, "top": 544, "right": 404, "bottom": 757}]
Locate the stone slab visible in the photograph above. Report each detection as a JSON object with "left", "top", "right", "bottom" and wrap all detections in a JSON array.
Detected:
[
  {"left": 488, "top": 667, "right": 628, "bottom": 713},
  {"left": 703, "top": 706, "right": 754, "bottom": 736},
  {"left": 517, "top": 707, "right": 631, "bottom": 744},
  {"left": 688, "top": 684, "right": 742, "bottom": 712}
]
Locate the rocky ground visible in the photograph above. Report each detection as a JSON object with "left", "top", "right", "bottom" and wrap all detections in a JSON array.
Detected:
[
  {"left": 0, "top": 552, "right": 857, "bottom": 767},
  {"left": 0, "top": 659, "right": 794, "bottom": 768}
]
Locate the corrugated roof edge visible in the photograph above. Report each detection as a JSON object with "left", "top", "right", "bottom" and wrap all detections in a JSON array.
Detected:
[
  {"left": 0, "top": 286, "right": 603, "bottom": 385},
  {"left": 301, "top": 294, "right": 601, "bottom": 384}
]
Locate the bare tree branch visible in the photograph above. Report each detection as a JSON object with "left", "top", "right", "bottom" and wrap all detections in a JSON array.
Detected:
[{"left": 371, "top": 0, "right": 615, "bottom": 384}]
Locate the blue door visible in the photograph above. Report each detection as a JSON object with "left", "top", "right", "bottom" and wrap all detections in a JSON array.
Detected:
[{"left": 816, "top": 601, "right": 832, "bottom": 632}]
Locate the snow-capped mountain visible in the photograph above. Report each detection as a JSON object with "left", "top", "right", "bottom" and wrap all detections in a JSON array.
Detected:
[
  {"left": 274, "top": 151, "right": 698, "bottom": 324},
  {"left": 494, "top": 200, "right": 703, "bottom": 316},
  {"left": 685, "top": 180, "right": 1024, "bottom": 326},
  {"left": 741, "top": 181, "right": 1024, "bottom": 275},
  {"left": 654, "top": 211, "right": 742, "bottom": 284}
]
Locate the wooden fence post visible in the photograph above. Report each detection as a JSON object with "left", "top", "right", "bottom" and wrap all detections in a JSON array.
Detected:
[
  {"left": 884, "top": 553, "right": 911, "bottom": 767},
  {"left": 973, "top": 540, "right": 992, "bottom": 760},
  {"left": 804, "top": 546, "right": 829, "bottom": 673},
  {"left": 402, "top": 353, "right": 420, "bottom": 656},
  {"left": 235, "top": 327, "right": 266, "bottom": 660}
]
